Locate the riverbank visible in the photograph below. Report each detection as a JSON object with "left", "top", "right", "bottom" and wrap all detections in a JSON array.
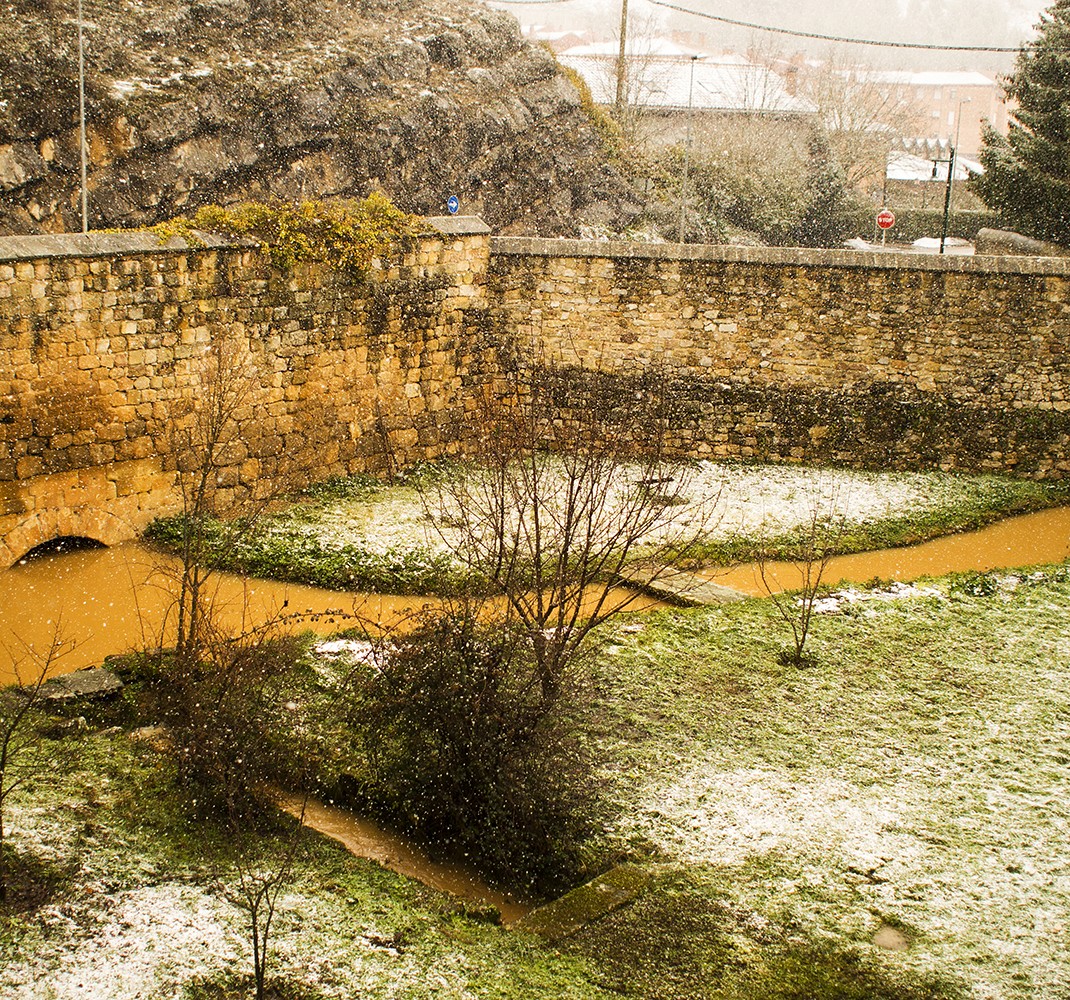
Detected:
[
  {"left": 3, "top": 561, "right": 1069, "bottom": 998},
  {"left": 144, "top": 461, "right": 1070, "bottom": 594}
]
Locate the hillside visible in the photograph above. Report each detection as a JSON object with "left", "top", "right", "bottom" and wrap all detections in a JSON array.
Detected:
[{"left": 0, "top": 0, "right": 637, "bottom": 235}]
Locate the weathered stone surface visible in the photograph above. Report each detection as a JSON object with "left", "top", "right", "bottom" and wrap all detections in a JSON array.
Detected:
[
  {"left": 37, "top": 667, "right": 123, "bottom": 702},
  {"left": 489, "top": 240, "right": 1070, "bottom": 478},
  {"left": 2, "top": 230, "right": 1070, "bottom": 566},
  {"left": 976, "top": 227, "right": 1070, "bottom": 258},
  {"left": 0, "top": 227, "right": 496, "bottom": 564},
  {"left": 0, "top": 144, "right": 46, "bottom": 193},
  {"left": 0, "top": 0, "right": 634, "bottom": 238},
  {"left": 513, "top": 864, "right": 651, "bottom": 940}
]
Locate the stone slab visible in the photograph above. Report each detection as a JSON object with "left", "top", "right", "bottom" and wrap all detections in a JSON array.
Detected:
[
  {"left": 0, "top": 231, "right": 229, "bottom": 262},
  {"left": 425, "top": 216, "right": 492, "bottom": 236},
  {"left": 620, "top": 565, "right": 748, "bottom": 607},
  {"left": 37, "top": 667, "right": 123, "bottom": 701},
  {"left": 512, "top": 864, "right": 651, "bottom": 940}
]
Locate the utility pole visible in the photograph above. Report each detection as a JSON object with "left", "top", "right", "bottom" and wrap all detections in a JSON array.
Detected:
[
  {"left": 943, "top": 96, "right": 971, "bottom": 254},
  {"left": 77, "top": 0, "right": 88, "bottom": 234},
  {"left": 615, "top": 0, "right": 629, "bottom": 111},
  {"left": 677, "top": 55, "right": 699, "bottom": 243}
]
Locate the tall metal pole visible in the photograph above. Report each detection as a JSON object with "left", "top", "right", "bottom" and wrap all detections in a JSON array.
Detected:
[
  {"left": 615, "top": 0, "right": 629, "bottom": 111},
  {"left": 77, "top": 0, "right": 88, "bottom": 233},
  {"left": 942, "top": 96, "right": 971, "bottom": 255},
  {"left": 676, "top": 56, "right": 698, "bottom": 243},
  {"left": 939, "top": 145, "right": 954, "bottom": 255}
]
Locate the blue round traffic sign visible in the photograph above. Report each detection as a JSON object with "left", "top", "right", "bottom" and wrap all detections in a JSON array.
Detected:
[{"left": 446, "top": 195, "right": 459, "bottom": 215}]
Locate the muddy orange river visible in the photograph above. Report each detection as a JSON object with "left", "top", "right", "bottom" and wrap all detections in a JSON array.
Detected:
[
  {"left": 2, "top": 505, "right": 1069, "bottom": 685},
  {"left": 709, "top": 505, "right": 1070, "bottom": 597},
  {"left": 0, "top": 543, "right": 664, "bottom": 685}
]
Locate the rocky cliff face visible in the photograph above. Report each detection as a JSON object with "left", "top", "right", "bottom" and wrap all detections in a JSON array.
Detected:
[{"left": 0, "top": 0, "right": 636, "bottom": 235}]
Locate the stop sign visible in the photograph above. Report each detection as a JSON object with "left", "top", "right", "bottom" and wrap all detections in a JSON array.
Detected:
[{"left": 876, "top": 209, "right": 896, "bottom": 230}]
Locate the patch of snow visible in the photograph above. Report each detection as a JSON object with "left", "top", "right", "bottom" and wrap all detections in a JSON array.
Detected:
[
  {"left": 1, "top": 885, "right": 244, "bottom": 999},
  {"left": 811, "top": 581, "right": 945, "bottom": 615},
  {"left": 626, "top": 764, "right": 923, "bottom": 874}
]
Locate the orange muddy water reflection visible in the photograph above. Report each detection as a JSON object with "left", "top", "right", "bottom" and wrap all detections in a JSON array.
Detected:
[
  {"left": 0, "top": 542, "right": 664, "bottom": 685},
  {"left": 709, "top": 505, "right": 1070, "bottom": 597},
  {"left": 2, "top": 506, "right": 1069, "bottom": 683}
]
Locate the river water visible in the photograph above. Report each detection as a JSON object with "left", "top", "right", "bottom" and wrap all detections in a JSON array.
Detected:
[
  {"left": 709, "top": 505, "right": 1070, "bottom": 597},
  {"left": 3, "top": 506, "right": 1069, "bottom": 683}
]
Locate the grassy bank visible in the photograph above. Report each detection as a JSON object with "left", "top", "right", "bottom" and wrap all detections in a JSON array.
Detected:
[
  {"left": 3, "top": 562, "right": 1069, "bottom": 998},
  {"left": 145, "top": 462, "right": 1070, "bottom": 594}
]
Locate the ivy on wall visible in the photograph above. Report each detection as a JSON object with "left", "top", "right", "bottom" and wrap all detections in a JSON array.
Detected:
[{"left": 150, "top": 193, "right": 421, "bottom": 273}]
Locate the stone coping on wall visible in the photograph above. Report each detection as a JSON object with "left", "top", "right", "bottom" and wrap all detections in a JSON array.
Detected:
[
  {"left": 0, "top": 217, "right": 494, "bottom": 263},
  {"left": 424, "top": 216, "right": 492, "bottom": 236},
  {"left": 0, "top": 231, "right": 235, "bottom": 262},
  {"left": 489, "top": 236, "right": 1070, "bottom": 276}
]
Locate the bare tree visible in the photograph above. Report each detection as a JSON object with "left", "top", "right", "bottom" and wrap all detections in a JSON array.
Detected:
[
  {"left": 150, "top": 336, "right": 325, "bottom": 995},
  {"left": 424, "top": 365, "right": 719, "bottom": 705},
  {"left": 799, "top": 56, "right": 924, "bottom": 196},
  {"left": 757, "top": 488, "right": 848, "bottom": 668},
  {"left": 0, "top": 629, "right": 74, "bottom": 905},
  {"left": 223, "top": 798, "right": 309, "bottom": 1000}
]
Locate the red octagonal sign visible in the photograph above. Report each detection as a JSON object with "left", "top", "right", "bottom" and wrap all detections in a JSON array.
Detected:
[{"left": 876, "top": 209, "right": 896, "bottom": 230}]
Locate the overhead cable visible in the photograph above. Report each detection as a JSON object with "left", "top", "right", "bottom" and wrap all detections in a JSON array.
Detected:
[
  {"left": 488, "top": 0, "right": 1026, "bottom": 51},
  {"left": 644, "top": 0, "right": 1023, "bottom": 51}
]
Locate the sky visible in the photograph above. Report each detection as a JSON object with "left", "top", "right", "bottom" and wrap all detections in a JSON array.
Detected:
[{"left": 490, "top": 0, "right": 1055, "bottom": 73}]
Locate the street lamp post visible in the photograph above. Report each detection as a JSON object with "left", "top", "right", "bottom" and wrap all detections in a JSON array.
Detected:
[
  {"left": 677, "top": 55, "right": 699, "bottom": 243},
  {"left": 943, "top": 96, "right": 972, "bottom": 247}
]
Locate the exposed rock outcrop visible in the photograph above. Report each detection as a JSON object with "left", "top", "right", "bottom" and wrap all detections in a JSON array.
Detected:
[{"left": 0, "top": 0, "right": 637, "bottom": 235}]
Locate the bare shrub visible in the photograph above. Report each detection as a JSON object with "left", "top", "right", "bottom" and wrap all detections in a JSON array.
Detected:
[
  {"left": 0, "top": 629, "right": 76, "bottom": 907},
  {"left": 424, "top": 364, "right": 718, "bottom": 706},
  {"left": 353, "top": 603, "right": 594, "bottom": 893},
  {"left": 757, "top": 487, "right": 848, "bottom": 668}
]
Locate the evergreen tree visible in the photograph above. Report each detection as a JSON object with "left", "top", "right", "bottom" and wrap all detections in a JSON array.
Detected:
[
  {"left": 972, "top": 1, "right": 1070, "bottom": 243},
  {"left": 788, "top": 128, "right": 857, "bottom": 248}
]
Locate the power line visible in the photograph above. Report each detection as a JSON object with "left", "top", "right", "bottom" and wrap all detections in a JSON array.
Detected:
[
  {"left": 645, "top": 0, "right": 1023, "bottom": 51},
  {"left": 488, "top": 0, "right": 1026, "bottom": 52}
]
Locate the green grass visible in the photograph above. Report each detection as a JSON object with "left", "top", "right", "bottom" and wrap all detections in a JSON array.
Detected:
[
  {"left": 13, "top": 458, "right": 1070, "bottom": 998},
  {"left": 8, "top": 566, "right": 1070, "bottom": 996},
  {"left": 695, "top": 472, "right": 1070, "bottom": 565}
]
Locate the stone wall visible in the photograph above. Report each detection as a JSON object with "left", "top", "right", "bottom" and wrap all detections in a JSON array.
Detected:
[
  {"left": 0, "top": 222, "right": 493, "bottom": 566},
  {"left": 5, "top": 227, "right": 1070, "bottom": 566},
  {"left": 489, "top": 239, "right": 1070, "bottom": 477}
]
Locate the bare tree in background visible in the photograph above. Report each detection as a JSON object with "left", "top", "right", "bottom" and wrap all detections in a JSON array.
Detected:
[{"left": 800, "top": 56, "right": 924, "bottom": 197}]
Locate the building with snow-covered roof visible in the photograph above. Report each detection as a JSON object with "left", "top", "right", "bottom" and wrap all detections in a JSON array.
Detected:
[
  {"left": 836, "top": 69, "right": 1007, "bottom": 157},
  {"left": 559, "top": 44, "right": 815, "bottom": 149}
]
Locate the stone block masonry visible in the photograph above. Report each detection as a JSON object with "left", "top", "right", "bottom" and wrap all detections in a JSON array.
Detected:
[
  {"left": 489, "top": 239, "right": 1070, "bottom": 477},
  {"left": 3, "top": 224, "right": 1070, "bottom": 567},
  {"left": 0, "top": 223, "right": 494, "bottom": 566}
]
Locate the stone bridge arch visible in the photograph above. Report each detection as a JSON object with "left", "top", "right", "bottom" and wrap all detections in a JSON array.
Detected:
[
  {"left": 0, "top": 506, "right": 137, "bottom": 568},
  {"left": 0, "top": 460, "right": 179, "bottom": 570}
]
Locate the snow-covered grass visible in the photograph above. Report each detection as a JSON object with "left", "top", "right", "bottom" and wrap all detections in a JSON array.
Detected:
[
  {"left": 279, "top": 461, "right": 1055, "bottom": 556},
  {"left": 7, "top": 463, "right": 1070, "bottom": 999},
  {"left": 209, "top": 460, "right": 1067, "bottom": 595},
  {"left": 586, "top": 565, "right": 1070, "bottom": 1000},
  {"left": 6, "top": 567, "right": 1070, "bottom": 997}
]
